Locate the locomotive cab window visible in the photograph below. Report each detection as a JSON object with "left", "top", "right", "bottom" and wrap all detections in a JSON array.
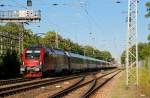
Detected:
[{"left": 25, "top": 50, "right": 40, "bottom": 59}]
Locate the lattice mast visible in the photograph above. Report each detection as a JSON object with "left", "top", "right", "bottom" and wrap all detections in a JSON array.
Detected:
[{"left": 126, "top": 0, "right": 138, "bottom": 86}]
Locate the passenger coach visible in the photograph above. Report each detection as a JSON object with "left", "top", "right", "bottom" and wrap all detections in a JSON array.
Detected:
[{"left": 20, "top": 46, "right": 112, "bottom": 77}]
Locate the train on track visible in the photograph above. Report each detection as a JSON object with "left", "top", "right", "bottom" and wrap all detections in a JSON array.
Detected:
[{"left": 20, "top": 46, "right": 115, "bottom": 78}]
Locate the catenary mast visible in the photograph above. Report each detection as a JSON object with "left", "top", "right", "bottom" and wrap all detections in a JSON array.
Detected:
[{"left": 126, "top": 0, "right": 138, "bottom": 86}]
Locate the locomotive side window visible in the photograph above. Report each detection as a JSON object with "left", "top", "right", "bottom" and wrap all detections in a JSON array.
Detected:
[{"left": 25, "top": 50, "right": 40, "bottom": 59}]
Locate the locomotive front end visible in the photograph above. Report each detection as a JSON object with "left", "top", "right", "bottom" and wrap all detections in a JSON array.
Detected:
[{"left": 20, "top": 48, "right": 44, "bottom": 78}]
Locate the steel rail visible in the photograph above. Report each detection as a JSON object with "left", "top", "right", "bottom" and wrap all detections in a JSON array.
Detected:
[
  {"left": 0, "top": 75, "right": 82, "bottom": 97},
  {"left": 48, "top": 76, "right": 85, "bottom": 98},
  {"left": 0, "top": 78, "right": 33, "bottom": 86},
  {"left": 0, "top": 70, "right": 98, "bottom": 87},
  {"left": 81, "top": 70, "right": 121, "bottom": 98},
  {"left": 48, "top": 70, "right": 119, "bottom": 98}
]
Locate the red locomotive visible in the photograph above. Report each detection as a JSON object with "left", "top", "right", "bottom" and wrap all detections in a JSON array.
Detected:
[{"left": 20, "top": 46, "right": 112, "bottom": 78}]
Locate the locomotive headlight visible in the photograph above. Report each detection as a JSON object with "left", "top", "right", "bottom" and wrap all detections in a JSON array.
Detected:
[
  {"left": 35, "top": 68, "right": 40, "bottom": 71},
  {"left": 20, "top": 68, "right": 25, "bottom": 71},
  {"left": 40, "top": 61, "right": 42, "bottom": 65}
]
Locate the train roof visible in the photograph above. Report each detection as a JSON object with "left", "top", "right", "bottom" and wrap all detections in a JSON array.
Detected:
[
  {"left": 25, "top": 46, "right": 109, "bottom": 63},
  {"left": 68, "top": 52, "right": 87, "bottom": 60},
  {"left": 53, "top": 49, "right": 66, "bottom": 55},
  {"left": 45, "top": 48, "right": 66, "bottom": 55},
  {"left": 45, "top": 48, "right": 109, "bottom": 63},
  {"left": 68, "top": 52, "right": 106, "bottom": 63}
]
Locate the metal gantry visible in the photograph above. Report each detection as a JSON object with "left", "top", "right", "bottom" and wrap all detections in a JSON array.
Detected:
[
  {"left": 0, "top": 31, "right": 19, "bottom": 55},
  {"left": 0, "top": 10, "right": 41, "bottom": 55},
  {"left": 126, "top": 0, "right": 138, "bottom": 86}
]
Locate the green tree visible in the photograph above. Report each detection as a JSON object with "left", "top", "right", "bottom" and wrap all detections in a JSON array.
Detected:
[
  {"left": 41, "top": 31, "right": 83, "bottom": 54},
  {"left": 62, "top": 39, "right": 72, "bottom": 51},
  {"left": 71, "top": 43, "right": 83, "bottom": 54},
  {"left": 41, "top": 31, "right": 60, "bottom": 48},
  {"left": 94, "top": 49, "right": 103, "bottom": 59},
  {"left": 145, "top": 2, "right": 150, "bottom": 17},
  {"left": 2, "top": 23, "right": 23, "bottom": 34},
  {"left": 23, "top": 30, "right": 41, "bottom": 47},
  {"left": 100, "top": 51, "right": 112, "bottom": 61},
  {"left": 120, "top": 43, "right": 150, "bottom": 64},
  {"left": 146, "top": 2, "right": 150, "bottom": 42},
  {"left": 84, "top": 45, "right": 95, "bottom": 57},
  {"left": 121, "top": 51, "right": 125, "bottom": 64},
  {"left": 148, "top": 34, "right": 150, "bottom": 42},
  {"left": 1, "top": 23, "right": 113, "bottom": 62},
  {"left": 2, "top": 50, "right": 20, "bottom": 78},
  {"left": 0, "top": 23, "right": 37, "bottom": 48}
]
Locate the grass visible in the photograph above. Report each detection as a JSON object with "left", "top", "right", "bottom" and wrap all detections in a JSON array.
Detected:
[
  {"left": 139, "top": 67, "right": 150, "bottom": 97},
  {"left": 108, "top": 71, "right": 140, "bottom": 98},
  {"left": 108, "top": 67, "right": 150, "bottom": 98}
]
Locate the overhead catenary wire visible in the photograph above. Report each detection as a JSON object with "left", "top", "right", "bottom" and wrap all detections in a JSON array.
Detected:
[
  {"left": 46, "top": 0, "right": 107, "bottom": 49},
  {"left": 10, "top": 0, "right": 27, "bottom": 9},
  {"left": 0, "top": 0, "right": 27, "bottom": 9}
]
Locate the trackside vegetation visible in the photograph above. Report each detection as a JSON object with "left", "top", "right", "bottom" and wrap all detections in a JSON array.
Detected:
[
  {"left": 109, "top": 67, "right": 150, "bottom": 98},
  {"left": 139, "top": 66, "right": 150, "bottom": 97},
  {"left": 0, "top": 50, "right": 20, "bottom": 79}
]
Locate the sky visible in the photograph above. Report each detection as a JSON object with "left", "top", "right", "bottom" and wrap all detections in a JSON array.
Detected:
[{"left": 0, "top": 0, "right": 150, "bottom": 60}]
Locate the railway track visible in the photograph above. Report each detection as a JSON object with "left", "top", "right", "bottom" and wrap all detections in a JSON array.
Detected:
[
  {"left": 0, "top": 75, "right": 83, "bottom": 97},
  {"left": 0, "top": 69, "right": 117, "bottom": 98},
  {"left": 0, "top": 70, "right": 99, "bottom": 87},
  {"left": 81, "top": 70, "right": 121, "bottom": 98},
  {"left": 48, "top": 70, "right": 121, "bottom": 98},
  {"left": 48, "top": 74, "right": 95, "bottom": 98},
  {"left": 0, "top": 78, "right": 34, "bottom": 86}
]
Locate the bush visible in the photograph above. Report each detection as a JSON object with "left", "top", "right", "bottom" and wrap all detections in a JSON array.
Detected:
[
  {"left": 139, "top": 67, "right": 150, "bottom": 97},
  {"left": 0, "top": 57, "right": 5, "bottom": 78},
  {"left": 1, "top": 50, "right": 20, "bottom": 78}
]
